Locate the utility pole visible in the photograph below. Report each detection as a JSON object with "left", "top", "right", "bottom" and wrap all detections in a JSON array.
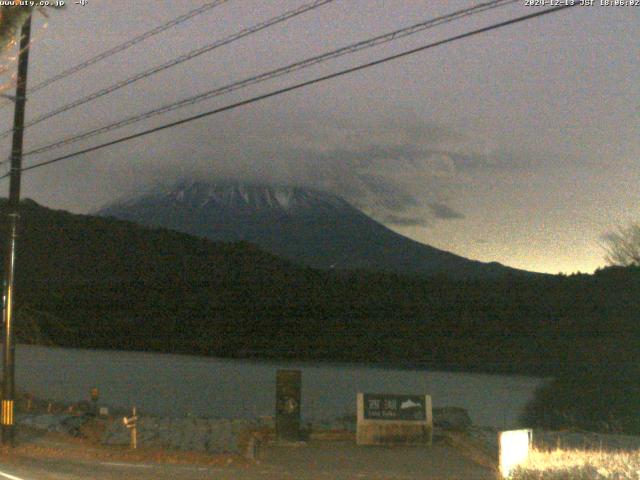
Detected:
[{"left": 2, "top": 12, "right": 32, "bottom": 446}]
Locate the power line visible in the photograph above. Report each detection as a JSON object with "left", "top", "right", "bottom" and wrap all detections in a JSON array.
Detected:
[
  {"left": 0, "top": 0, "right": 230, "bottom": 111},
  {"left": 23, "top": 0, "right": 518, "bottom": 158},
  {"left": 0, "top": 0, "right": 335, "bottom": 140},
  {"left": 6, "top": 4, "right": 578, "bottom": 179}
]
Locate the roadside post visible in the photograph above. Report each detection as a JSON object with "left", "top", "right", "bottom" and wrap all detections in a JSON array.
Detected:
[
  {"left": 356, "top": 393, "right": 433, "bottom": 446},
  {"left": 123, "top": 406, "right": 138, "bottom": 449},
  {"left": 275, "top": 369, "right": 301, "bottom": 442},
  {"left": 499, "top": 429, "right": 532, "bottom": 478}
]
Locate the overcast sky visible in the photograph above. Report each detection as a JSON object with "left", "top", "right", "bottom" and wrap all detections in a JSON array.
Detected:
[{"left": 0, "top": 0, "right": 637, "bottom": 274}]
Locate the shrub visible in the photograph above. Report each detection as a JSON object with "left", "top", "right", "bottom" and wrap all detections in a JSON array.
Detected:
[{"left": 521, "top": 364, "right": 640, "bottom": 435}]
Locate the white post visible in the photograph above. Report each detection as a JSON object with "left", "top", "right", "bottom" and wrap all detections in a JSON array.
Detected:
[{"left": 499, "top": 429, "right": 532, "bottom": 478}]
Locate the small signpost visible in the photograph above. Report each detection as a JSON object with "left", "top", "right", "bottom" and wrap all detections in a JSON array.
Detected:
[
  {"left": 357, "top": 393, "right": 432, "bottom": 446},
  {"left": 123, "top": 406, "right": 139, "bottom": 450},
  {"left": 276, "top": 369, "right": 301, "bottom": 442}
]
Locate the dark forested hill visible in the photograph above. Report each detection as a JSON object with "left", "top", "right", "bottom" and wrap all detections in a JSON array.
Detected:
[{"left": 1, "top": 199, "right": 639, "bottom": 376}]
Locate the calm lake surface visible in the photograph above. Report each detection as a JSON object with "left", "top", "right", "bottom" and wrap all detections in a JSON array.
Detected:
[{"left": 15, "top": 345, "right": 544, "bottom": 428}]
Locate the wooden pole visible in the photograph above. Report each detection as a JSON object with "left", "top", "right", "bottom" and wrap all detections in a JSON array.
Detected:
[{"left": 2, "top": 12, "right": 32, "bottom": 446}]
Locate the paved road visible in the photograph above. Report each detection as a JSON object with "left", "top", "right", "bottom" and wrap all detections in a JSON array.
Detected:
[
  {"left": 259, "top": 441, "right": 496, "bottom": 480},
  {"left": 0, "top": 440, "right": 495, "bottom": 480}
]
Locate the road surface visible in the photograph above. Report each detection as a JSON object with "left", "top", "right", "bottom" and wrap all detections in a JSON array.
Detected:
[{"left": 0, "top": 440, "right": 495, "bottom": 480}]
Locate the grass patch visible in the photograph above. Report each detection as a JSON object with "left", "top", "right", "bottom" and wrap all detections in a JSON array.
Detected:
[{"left": 510, "top": 448, "right": 640, "bottom": 479}]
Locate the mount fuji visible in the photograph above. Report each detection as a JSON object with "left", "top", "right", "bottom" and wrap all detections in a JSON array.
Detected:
[{"left": 97, "top": 180, "right": 531, "bottom": 278}]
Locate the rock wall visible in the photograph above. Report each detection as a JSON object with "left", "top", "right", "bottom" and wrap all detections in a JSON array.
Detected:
[{"left": 102, "top": 417, "right": 260, "bottom": 453}]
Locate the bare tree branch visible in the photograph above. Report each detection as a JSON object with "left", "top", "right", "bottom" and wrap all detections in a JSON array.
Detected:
[
  {"left": 0, "top": 6, "right": 33, "bottom": 52},
  {"left": 602, "top": 222, "right": 640, "bottom": 266}
]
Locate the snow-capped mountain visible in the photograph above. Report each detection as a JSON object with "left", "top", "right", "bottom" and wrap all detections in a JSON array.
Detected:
[
  {"left": 117, "top": 180, "right": 353, "bottom": 215},
  {"left": 97, "top": 180, "right": 530, "bottom": 277}
]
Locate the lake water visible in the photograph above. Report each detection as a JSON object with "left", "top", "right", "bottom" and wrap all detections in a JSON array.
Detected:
[{"left": 14, "top": 345, "right": 544, "bottom": 428}]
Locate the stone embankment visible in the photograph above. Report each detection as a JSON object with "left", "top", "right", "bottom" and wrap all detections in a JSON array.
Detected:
[
  {"left": 16, "top": 412, "right": 265, "bottom": 454},
  {"left": 102, "top": 416, "right": 263, "bottom": 453},
  {"left": 18, "top": 412, "right": 89, "bottom": 436},
  {"left": 15, "top": 405, "right": 476, "bottom": 455}
]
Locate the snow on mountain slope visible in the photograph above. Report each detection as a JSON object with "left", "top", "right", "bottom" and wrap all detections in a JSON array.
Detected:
[
  {"left": 97, "top": 180, "right": 532, "bottom": 278},
  {"left": 110, "top": 180, "right": 352, "bottom": 215}
]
